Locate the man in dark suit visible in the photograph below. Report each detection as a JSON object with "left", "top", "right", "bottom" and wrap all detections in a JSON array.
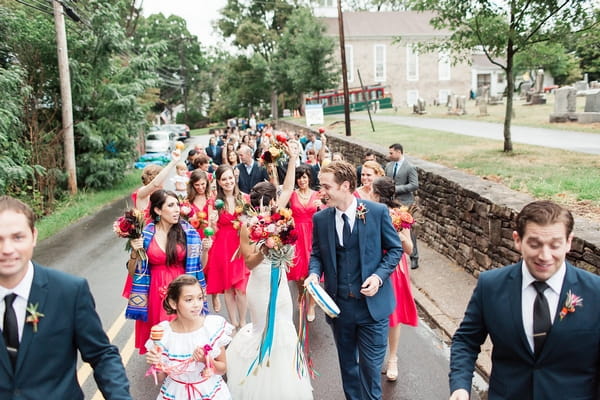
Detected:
[
  {"left": 0, "top": 196, "right": 131, "bottom": 399},
  {"left": 306, "top": 161, "right": 403, "bottom": 400},
  {"left": 449, "top": 200, "right": 600, "bottom": 400},
  {"left": 385, "top": 143, "right": 420, "bottom": 269},
  {"left": 205, "top": 136, "right": 222, "bottom": 165},
  {"left": 235, "top": 144, "right": 269, "bottom": 194}
]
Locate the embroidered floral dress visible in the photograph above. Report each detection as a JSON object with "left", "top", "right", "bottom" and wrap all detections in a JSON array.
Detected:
[{"left": 145, "top": 316, "right": 233, "bottom": 400}]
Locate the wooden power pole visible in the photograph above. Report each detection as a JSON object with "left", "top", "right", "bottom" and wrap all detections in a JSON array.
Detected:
[
  {"left": 53, "top": 0, "right": 77, "bottom": 194},
  {"left": 337, "top": 0, "right": 351, "bottom": 136}
]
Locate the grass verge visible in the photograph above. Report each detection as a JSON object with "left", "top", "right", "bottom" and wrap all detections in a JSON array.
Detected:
[
  {"left": 36, "top": 170, "right": 142, "bottom": 241},
  {"left": 322, "top": 116, "right": 600, "bottom": 220}
]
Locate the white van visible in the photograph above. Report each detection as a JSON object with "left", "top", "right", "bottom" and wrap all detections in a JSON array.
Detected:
[{"left": 145, "top": 130, "right": 175, "bottom": 153}]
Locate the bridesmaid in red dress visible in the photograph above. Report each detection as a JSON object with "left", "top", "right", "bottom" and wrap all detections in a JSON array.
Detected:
[
  {"left": 372, "top": 177, "right": 418, "bottom": 382},
  {"left": 204, "top": 165, "right": 249, "bottom": 329},
  {"left": 286, "top": 163, "right": 320, "bottom": 321},
  {"left": 187, "top": 169, "right": 221, "bottom": 312},
  {"left": 127, "top": 190, "right": 209, "bottom": 353}
]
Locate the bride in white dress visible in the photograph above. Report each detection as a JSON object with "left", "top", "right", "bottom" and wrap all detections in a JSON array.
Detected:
[{"left": 226, "top": 143, "right": 313, "bottom": 400}]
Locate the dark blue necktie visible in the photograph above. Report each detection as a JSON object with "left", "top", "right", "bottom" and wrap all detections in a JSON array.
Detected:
[
  {"left": 393, "top": 162, "right": 398, "bottom": 178},
  {"left": 342, "top": 214, "right": 351, "bottom": 247},
  {"left": 532, "top": 281, "right": 551, "bottom": 355},
  {"left": 3, "top": 293, "right": 19, "bottom": 367}
]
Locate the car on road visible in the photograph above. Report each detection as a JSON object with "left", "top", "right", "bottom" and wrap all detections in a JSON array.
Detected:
[
  {"left": 150, "top": 124, "right": 190, "bottom": 141},
  {"left": 145, "top": 130, "right": 176, "bottom": 153}
]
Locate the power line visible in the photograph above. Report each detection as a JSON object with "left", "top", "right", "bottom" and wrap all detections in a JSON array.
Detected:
[{"left": 12, "top": 0, "right": 53, "bottom": 16}]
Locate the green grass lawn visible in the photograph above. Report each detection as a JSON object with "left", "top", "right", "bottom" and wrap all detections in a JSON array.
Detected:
[{"left": 321, "top": 116, "right": 600, "bottom": 220}]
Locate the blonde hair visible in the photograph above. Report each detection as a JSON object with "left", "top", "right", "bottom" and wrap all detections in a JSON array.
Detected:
[
  {"left": 362, "top": 160, "right": 384, "bottom": 177},
  {"left": 141, "top": 164, "right": 162, "bottom": 185}
]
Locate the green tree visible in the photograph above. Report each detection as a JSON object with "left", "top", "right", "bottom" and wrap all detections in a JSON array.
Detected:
[
  {"left": 218, "top": 0, "right": 296, "bottom": 119},
  {"left": 134, "top": 13, "right": 206, "bottom": 124},
  {"left": 514, "top": 42, "right": 582, "bottom": 86},
  {"left": 407, "top": 0, "right": 599, "bottom": 152},
  {"left": 273, "top": 6, "right": 339, "bottom": 113}
]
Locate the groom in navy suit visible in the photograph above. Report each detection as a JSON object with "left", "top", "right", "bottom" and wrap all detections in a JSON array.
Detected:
[
  {"left": 450, "top": 200, "right": 600, "bottom": 400},
  {"left": 0, "top": 196, "right": 131, "bottom": 399},
  {"left": 306, "top": 161, "right": 403, "bottom": 400}
]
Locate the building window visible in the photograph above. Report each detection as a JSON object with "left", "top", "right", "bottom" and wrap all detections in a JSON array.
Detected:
[
  {"left": 374, "top": 45, "right": 386, "bottom": 82},
  {"left": 406, "top": 44, "right": 419, "bottom": 81},
  {"left": 345, "top": 45, "right": 354, "bottom": 82},
  {"left": 438, "top": 50, "right": 451, "bottom": 81},
  {"left": 407, "top": 90, "right": 418, "bottom": 107},
  {"left": 438, "top": 89, "right": 450, "bottom": 105}
]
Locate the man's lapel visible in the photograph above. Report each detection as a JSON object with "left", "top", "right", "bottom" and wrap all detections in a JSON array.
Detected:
[
  {"left": 15, "top": 264, "right": 49, "bottom": 375},
  {"left": 508, "top": 264, "right": 533, "bottom": 357},
  {"left": 327, "top": 208, "right": 337, "bottom": 272},
  {"left": 540, "top": 264, "right": 579, "bottom": 359}
]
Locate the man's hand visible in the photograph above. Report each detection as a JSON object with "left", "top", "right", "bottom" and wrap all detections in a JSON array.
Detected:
[
  {"left": 449, "top": 389, "right": 469, "bottom": 400},
  {"left": 360, "top": 275, "right": 381, "bottom": 297},
  {"left": 304, "top": 273, "right": 319, "bottom": 288}
]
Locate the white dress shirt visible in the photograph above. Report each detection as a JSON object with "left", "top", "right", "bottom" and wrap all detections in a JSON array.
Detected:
[
  {"left": 521, "top": 262, "right": 565, "bottom": 352},
  {"left": 0, "top": 261, "right": 34, "bottom": 341},
  {"left": 335, "top": 197, "right": 358, "bottom": 246}
]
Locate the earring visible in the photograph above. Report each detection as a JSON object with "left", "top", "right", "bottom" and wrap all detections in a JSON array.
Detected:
[{"left": 155, "top": 215, "right": 161, "bottom": 222}]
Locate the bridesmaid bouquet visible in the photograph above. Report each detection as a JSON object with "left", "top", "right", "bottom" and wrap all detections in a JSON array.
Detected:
[
  {"left": 113, "top": 208, "right": 147, "bottom": 260},
  {"left": 246, "top": 207, "right": 298, "bottom": 270},
  {"left": 389, "top": 206, "right": 415, "bottom": 232}
]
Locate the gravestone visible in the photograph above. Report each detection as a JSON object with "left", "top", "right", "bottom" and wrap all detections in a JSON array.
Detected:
[
  {"left": 520, "top": 82, "right": 532, "bottom": 98},
  {"left": 584, "top": 90, "right": 600, "bottom": 112},
  {"left": 549, "top": 86, "right": 577, "bottom": 123},
  {"left": 591, "top": 81, "right": 600, "bottom": 89},
  {"left": 534, "top": 69, "right": 544, "bottom": 93},
  {"left": 413, "top": 98, "right": 427, "bottom": 115},
  {"left": 575, "top": 81, "right": 589, "bottom": 92},
  {"left": 456, "top": 96, "right": 467, "bottom": 115}
]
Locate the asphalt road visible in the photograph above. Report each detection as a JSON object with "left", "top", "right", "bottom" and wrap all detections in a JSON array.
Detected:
[{"left": 349, "top": 113, "right": 600, "bottom": 155}]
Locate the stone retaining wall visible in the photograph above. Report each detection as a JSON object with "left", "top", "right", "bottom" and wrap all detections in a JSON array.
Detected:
[{"left": 276, "top": 119, "right": 600, "bottom": 277}]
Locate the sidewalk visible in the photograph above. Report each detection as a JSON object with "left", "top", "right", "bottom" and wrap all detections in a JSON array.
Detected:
[{"left": 410, "top": 238, "right": 493, "bottom": 381}]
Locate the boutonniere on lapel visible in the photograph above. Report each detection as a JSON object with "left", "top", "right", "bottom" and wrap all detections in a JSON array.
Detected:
[
  {"left": 356, "top": 203, "right": 368, "bottom": 224},
  {"left": 26, "top": 303, "right": 45, "bottom": 332},
  {"left": 559, "top": 290, "right": 583, "bottom": 320}
]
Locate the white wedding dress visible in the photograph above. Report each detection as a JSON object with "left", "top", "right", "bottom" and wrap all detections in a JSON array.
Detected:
[{"left": 226, "top": 258, "right": 313, "bottom": 399}]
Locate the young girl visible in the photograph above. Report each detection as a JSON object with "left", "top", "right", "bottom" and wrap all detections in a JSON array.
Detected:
[
  {"left": 172, "top": 162, "right": 190, "bottom": 199},
  {"left": 146, "top": 275, "right": 233, "bottom": 400}
]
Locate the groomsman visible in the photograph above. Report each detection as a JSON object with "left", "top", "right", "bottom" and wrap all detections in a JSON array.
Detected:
[
  {"left": 307, "top": 161, "right": 402, "bottom": 400},
  {"left": 0, "top": 196, "right": 131, "bottom": 399},
  {"left": 385, "top": 143, "right": 419, "bottom": 269},
  {"left": 450, "top": 200, "right": 600, "bottom": 400}
]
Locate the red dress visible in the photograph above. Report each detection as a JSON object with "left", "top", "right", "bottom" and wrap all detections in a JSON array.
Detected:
[
  {"left": 288, "top": 191, "right": 319, "bottom": 281},
  {"left": 389, "top": 253, "right": 418, "bottom": 327},
  {"left": 135, "top": 238, "right": 186, "bottom": 353},
  {"left": 190, "top": 198, "right": 213, "bottom": 239},
  {"left": 205, "top": 210, "right": 248, "bottom": 294}
]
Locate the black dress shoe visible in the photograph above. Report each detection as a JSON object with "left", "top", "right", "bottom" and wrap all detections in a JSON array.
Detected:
[{"left": 410, "top": 262, "right": 419, "bottom": 270}]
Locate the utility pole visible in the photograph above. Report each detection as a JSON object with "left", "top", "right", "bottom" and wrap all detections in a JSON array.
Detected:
[
  {"left": 53, "top": 0, "right": 77, "bottom": 194},
  {"left": 337, "top": 0, "right": 351, "bottom": 136}
]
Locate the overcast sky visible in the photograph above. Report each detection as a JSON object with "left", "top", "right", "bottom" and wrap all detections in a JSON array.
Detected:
[{"left": 139, "top": 0, "right": 228, "bottom": 47}]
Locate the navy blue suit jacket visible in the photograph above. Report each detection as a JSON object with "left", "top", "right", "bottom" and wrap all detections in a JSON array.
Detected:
[
  {"left": 308, "top": 199, "right": 403, "bottom": 321},
  {"left": 205, "top": 145, "right": 222, "bottom": 165},
  {"left": 450, "top": 262, "right": 600, "bottom": 399},
  {"left": 236, "top": 162, "right": 269, "bottom": 194},
  {"left": 0, "top": 264, "right": 131, "bottom": 399}
]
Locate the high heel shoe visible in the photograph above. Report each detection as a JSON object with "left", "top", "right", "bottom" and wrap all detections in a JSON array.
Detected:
[
  {"left": 386, "top": 356, "right": 398, "bottom": 382},
  {"left": 306, "top": 305, "right": 316, "bottom": 322}
]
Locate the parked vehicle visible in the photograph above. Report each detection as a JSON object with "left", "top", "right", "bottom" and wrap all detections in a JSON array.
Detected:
[
  {"left": 145, "top": 130, "right": 175, "bottom": 153},
  {"left": 154, "top": 124, "right": 190, "bottom": 141}
]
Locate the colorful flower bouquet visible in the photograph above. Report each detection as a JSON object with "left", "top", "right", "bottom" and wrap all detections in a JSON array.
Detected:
[
  {"left": 389, "top": 206, "right": 415, "bottom": 232},
  {"left": 113, "top": 208, "right": 147, "bottom": 260},
  {"left": 246, "top": 207, "right": 297, "bottom": 270},
  {"left": 260, "top": 133, "right": 288, "bottom": 165}
]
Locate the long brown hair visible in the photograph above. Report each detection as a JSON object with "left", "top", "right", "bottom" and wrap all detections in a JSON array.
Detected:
[
  {"left": 149, "top": 190, "right": 186, "bottom": 266},
  {"left": 214, "top": 164, "right": 243, "bottom": 211}
]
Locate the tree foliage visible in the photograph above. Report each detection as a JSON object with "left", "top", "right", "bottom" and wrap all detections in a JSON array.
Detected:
[
  {"left": 0, "top": 0, "right": 160, "bottom": 213},
  {"left": 407, "top": 0, "right": 600, "bottom": 152}
]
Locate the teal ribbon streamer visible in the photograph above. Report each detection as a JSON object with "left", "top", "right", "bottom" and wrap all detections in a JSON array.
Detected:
[{"left": 247, "top": 262, "right": 280, "bottom": 375}]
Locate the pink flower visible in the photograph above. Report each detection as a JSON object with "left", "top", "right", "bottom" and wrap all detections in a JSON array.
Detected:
[{"left": 265, "top": 237, "right": 276, "bottom": 248}]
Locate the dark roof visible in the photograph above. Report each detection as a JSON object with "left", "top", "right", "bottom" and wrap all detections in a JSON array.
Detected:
[{"left": 320, "top": 11, "right": 448, "bottom": 38}]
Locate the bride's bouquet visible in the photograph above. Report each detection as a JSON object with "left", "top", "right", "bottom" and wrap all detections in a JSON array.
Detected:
[{"left": 246, "top": 207, "right": 297, "bottom": 271}]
